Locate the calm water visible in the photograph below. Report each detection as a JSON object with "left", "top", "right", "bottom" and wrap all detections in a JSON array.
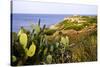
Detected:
[
  {"left": 12, "top": 14, "right": 72, "bottom": 32},
  {"left": 11, "top": 14, "right": 95, "bottom": 32}
]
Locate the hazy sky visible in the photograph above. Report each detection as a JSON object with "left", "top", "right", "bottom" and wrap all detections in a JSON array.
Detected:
[{"left": 12, "top": 0, "right": 97, "bottom": 15}]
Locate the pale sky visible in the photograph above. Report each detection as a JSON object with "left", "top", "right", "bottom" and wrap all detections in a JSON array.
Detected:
[{"left": 12, "top": 0, "right": 97, "bottom": 15}]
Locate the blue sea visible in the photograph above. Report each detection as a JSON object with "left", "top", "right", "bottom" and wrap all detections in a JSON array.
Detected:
[
  {"left": 12, "top": 14, "right": 72, "bottom": 32},
  {"left": 12, "top": 14, "right": 95, "bottom": 32}
]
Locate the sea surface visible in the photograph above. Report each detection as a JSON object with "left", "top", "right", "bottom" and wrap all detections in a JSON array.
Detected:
[{"left": 11, "top": 14, "right": 95, "bottom": 32}]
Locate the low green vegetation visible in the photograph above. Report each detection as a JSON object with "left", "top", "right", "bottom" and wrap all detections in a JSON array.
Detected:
[
  {"left": 57, "top": 16, "right": 97, "bottom": 31},
  {"left": 11, "top": 16, "right": 97, "bottom": 66}
]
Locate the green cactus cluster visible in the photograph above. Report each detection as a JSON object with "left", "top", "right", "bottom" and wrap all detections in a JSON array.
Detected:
[
  {"left": 46, "top": 55, "right": 52, "bottom": 64},
  {"left": 11, "top": 19, "right": 71, "bottom": 66}
]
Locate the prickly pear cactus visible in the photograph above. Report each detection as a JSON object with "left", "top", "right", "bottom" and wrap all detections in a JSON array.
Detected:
[
  {"left": 19, "top": 33, "right": 27, "bottom": 49},
  {"left": 18, "top": 27, "right": 24, "bottom": 37},
  {"left": 12, "top": 55, "right": 17, "bottom": 62},
  {"left": 50, "top": 45, "right": 54, "bottom": 52},
  {"left": 46, "top": 55, "right": 52, "bottom": 64},
  {"left": 43, "top": 48, "right": 48, "bottom": 56},
  {"left": 65, "top": 36, "right": 69, "bottom": 47},
  {"left": 60, "top": 36, "right": 69, "bottom": 48},
  {"left": 27, "top": 42, "right": 36, "bottom": 57},
  {"left": 36, "top": 24, "right": 40, "bottom": 33}
]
